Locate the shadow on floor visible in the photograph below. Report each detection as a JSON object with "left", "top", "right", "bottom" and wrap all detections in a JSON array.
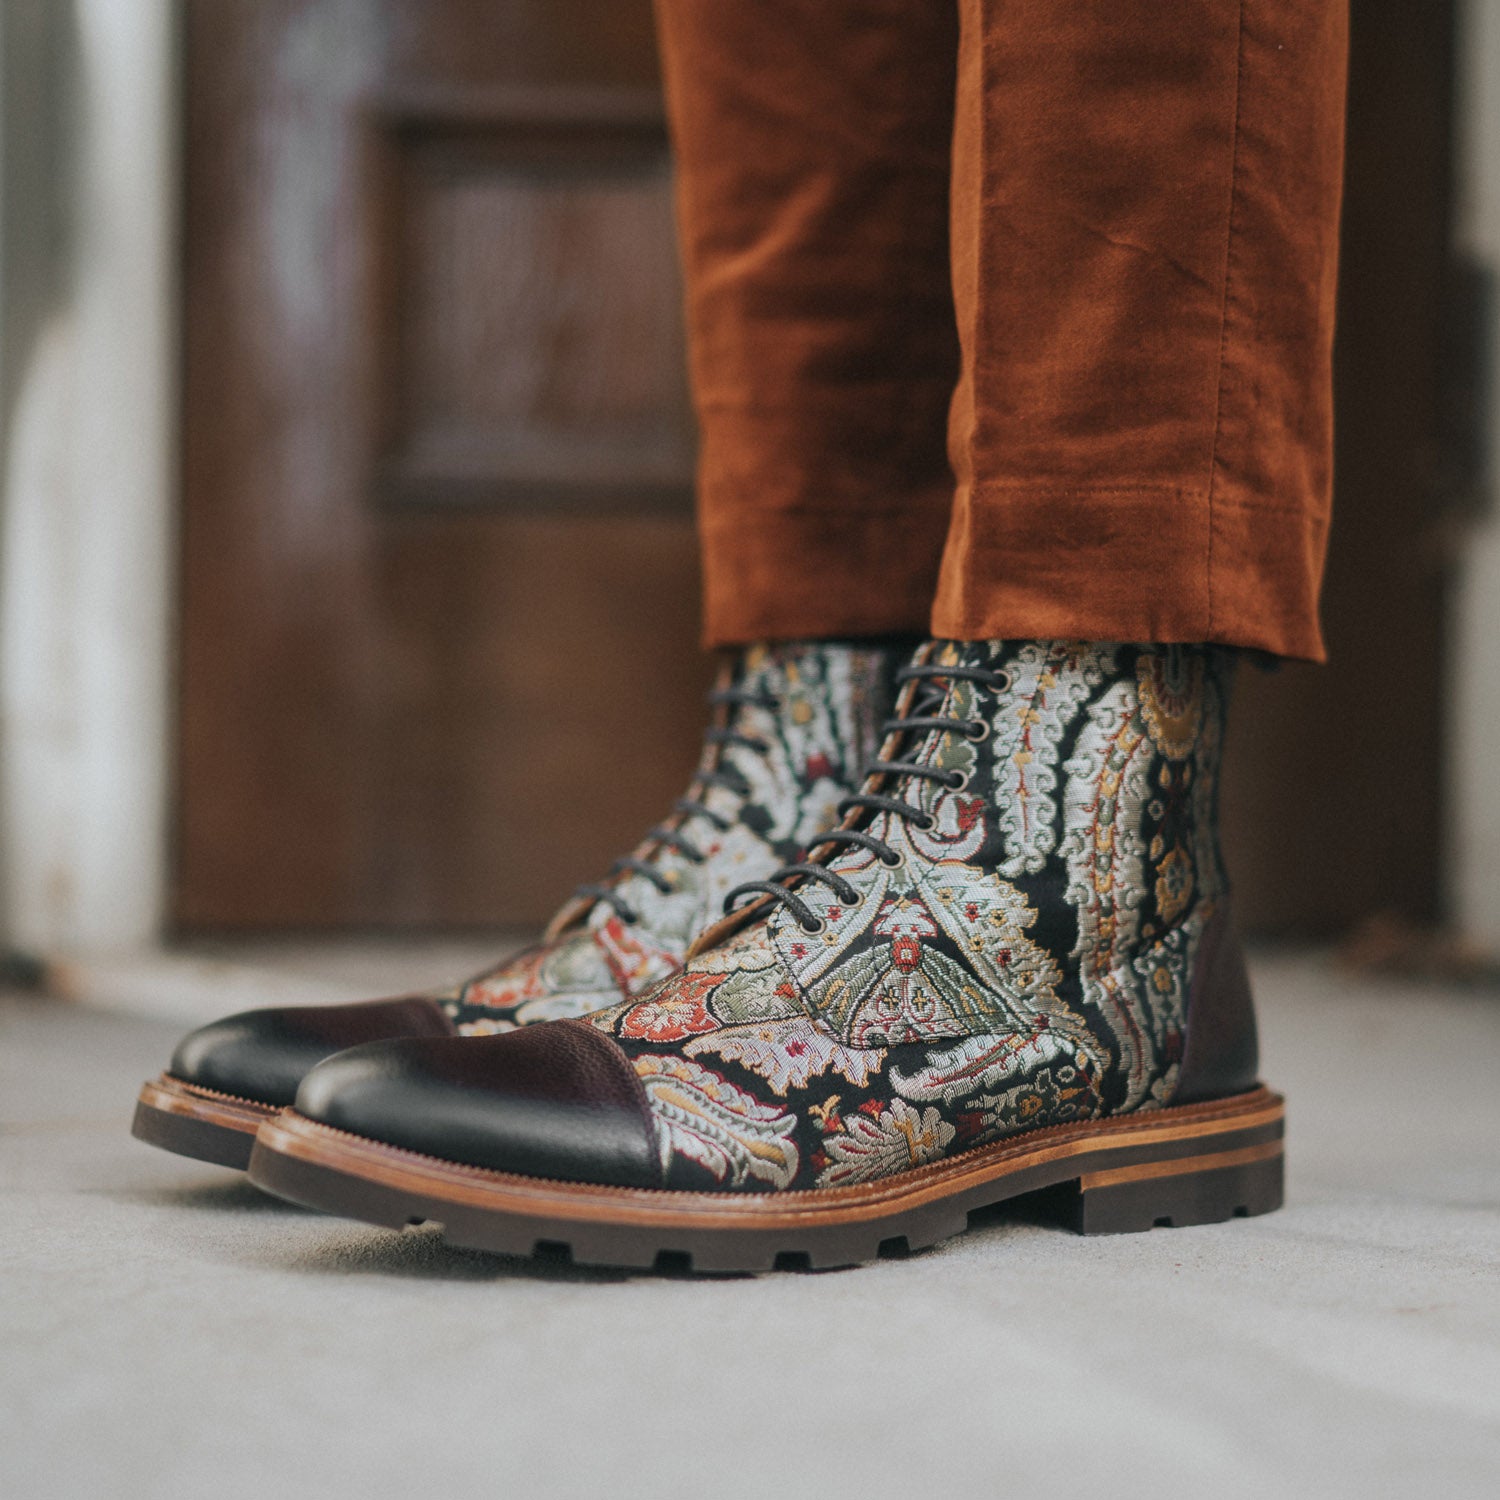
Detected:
[
  {"left": 94, "top": 1176, "right": 318, "bottom": 1215},
  {"left": 240, "top": 1194, "right": 1069, "bottom": 1287},
  {"left": 272, "top": 1224, "right": 639, "bottom": 1284}
]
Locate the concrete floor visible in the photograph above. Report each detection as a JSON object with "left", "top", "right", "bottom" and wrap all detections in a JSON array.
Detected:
[{"left": 2, "top": 953, "right": 1499, "bottom": 1500}]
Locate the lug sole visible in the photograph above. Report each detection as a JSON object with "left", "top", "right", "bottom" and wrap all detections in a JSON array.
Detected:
[
  {"left": 132, "top": 1074, "right": 277, "bottom": 1170},
  {"left": 247, "top": 1085, "right": 1285, "bottom": 1271}
]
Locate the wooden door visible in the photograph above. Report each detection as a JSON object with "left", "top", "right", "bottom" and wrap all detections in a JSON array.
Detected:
[{"left": 176, "top": 1, "right": 714, "bottom": 929}]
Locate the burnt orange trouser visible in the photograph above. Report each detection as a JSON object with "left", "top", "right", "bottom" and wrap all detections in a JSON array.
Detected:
[{"left": 655, "top": 0, "right": 1349, "bottom": 660}]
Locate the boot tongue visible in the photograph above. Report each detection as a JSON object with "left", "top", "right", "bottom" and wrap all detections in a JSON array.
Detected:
[
  {"left": 688, "top": 642, "right": 998, "bottom": 954},
  {"left": 849, "top": 639, "right": 996, "bottom": 830}
]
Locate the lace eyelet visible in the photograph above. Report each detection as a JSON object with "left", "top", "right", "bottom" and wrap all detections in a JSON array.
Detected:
[
  {"left": 801, "top": 918, "right": 827, "bottom": 936},
  {"left": 945, "top": 770, "right": 970, "bottom": 793},
  {"left": 913, "top": 813, "right": 936, "bottom": 832},
  {"left": 879, "top": 849, "right": 905, "bottom": 870},
  {"left": 964, "top": 718, "right": 991, "bottom": 742}
]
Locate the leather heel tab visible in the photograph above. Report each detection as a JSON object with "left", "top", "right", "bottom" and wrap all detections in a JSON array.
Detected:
[{"left": 1174, "top": 901, "right": 1260, "bottom": 1104}]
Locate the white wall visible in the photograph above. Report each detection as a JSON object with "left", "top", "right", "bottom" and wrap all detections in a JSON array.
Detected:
[
  {"left": 0, "top": 1, "right": 177, "bottom": 955},
  {"left": 1451, "top": 0, "right": 1500, "bottom": 954}
]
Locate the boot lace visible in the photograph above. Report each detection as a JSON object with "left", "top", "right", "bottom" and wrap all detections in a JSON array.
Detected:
[
  {"left": 723, "top": 660, "right": 1009, "bottom": 935},
  {"left": 573, "top": 682, "right": 781, "bottom": 925}
]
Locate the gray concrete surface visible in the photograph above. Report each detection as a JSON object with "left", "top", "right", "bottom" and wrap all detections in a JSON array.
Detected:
[{"left": 2, "top": 954, "right": 1499, "bottom": 1500}]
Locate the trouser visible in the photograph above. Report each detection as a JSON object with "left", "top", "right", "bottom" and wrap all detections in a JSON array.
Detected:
[{"left": 654, "top": 0, "right": 1349, "bottom": 660}]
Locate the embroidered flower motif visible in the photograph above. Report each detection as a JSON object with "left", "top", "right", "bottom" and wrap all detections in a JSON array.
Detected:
[
  {"left": 973, "top": 1065, "right": 1100, "bottom": 1140},
  {"left": 1137, "top": 649, "right": 1205, "bottom": 760},
  {"left": 816, "top": 1099, "right": 955, "bottom": 1187},
  {"left": 1153, "top": 843, "right": 1194, "bottom": 925},
  {"left": 618, "top": 971, "right": 727, "bottom": 1042}
]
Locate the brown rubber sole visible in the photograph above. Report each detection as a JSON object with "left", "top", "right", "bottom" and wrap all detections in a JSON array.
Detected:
[
  {"left": 246, "top": 1085, "right": 1285, "bottom": 1272},
  {"left": 132, "top": 1074, "right": 277, "bottom": 1170}
]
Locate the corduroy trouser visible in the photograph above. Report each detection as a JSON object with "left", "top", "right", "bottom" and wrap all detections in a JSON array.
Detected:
[{"left": 655, "top": 0, "right": 1349, "bottom": 660}]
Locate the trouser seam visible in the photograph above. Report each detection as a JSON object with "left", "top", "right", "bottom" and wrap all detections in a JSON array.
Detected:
[{"left": 1204, "top": 0, "right": 1250, "bottom": 642}]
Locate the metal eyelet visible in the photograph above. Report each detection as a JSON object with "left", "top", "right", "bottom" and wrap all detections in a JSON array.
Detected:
[
  {"left": 963, "top": 718, "right": 991, "bottom": 742},
  {"left": 879, "top": 848, "right": 905, "bottom": 870},
  {"left": 945, "top": 769, "right": 970, "bottom": 793},
  {"left": 913, "top": 813, "right": 936, "bottom": 832},
  {"left": 801, "top": 917, "right": 827, "bottom": 936}
]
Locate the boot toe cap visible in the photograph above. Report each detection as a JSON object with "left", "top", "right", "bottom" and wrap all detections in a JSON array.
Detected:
[
  {"left": 169, "top": 997, "right": 455, "bottom": 1108},
  {"left": 294, "top": 1021, "right": 660, "bottom": 1189}
]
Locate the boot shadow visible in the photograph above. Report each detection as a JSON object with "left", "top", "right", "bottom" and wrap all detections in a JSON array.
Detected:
[
  {"left": 272, "top": 1223, "right": 638, "bottom": 1284},
  {"left": 96, "top": 1175, "right": 316, "bottom": 1215}
]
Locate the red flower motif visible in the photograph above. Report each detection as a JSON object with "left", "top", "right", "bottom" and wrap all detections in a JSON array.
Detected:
[
  {"left": 618, "top": 971, "right": 726, "bottom": 1042},
  {"left": 891, "top": 935, "right": 921, "bottom": 972},
  {"left": 857, "top": 1098, "right": 886, "bottom": 1119},
  {"left": 965, "top": 903, "right": 980, "bottom": 922},
  {"left": 805, "top": 752, "right": 835, "bottom": 781}
]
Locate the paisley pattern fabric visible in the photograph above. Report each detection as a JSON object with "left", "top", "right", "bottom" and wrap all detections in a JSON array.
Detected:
[
  {"left": 440, "top": 643, "right": 900, "bottom": 1031},
  {"left": 588, "top": 639, "right": 1235, "bottom": 1193}
]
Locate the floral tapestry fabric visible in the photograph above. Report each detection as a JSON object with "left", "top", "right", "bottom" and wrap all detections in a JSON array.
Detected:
[
  {"left": 439, "top": 643, "right": 900, "bottom": 1032},
  {"left": 587, "top": 639, "right": 1235, "bottom": 1193}
]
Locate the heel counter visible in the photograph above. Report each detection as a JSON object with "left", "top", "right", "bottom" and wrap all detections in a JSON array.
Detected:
[{"left": 1174, "top": 900, "right": 1260, "bottom": 1104}]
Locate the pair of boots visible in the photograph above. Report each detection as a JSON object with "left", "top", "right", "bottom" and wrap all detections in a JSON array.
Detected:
[{"left": 134, "top": 637, "right": 1281, "bottom": 1271}]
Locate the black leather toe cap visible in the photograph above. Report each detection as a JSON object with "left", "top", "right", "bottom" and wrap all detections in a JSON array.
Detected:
[
  {"left": 294, "top": 1021, "right": 661, "bottom": 1189},
  {"left": 169, "top": 997, "right": 456, "bottom": 1108}
]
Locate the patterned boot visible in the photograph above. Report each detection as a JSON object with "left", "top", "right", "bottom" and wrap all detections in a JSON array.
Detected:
[
  {"left": 132, "top": 642, "right": 901, "bottom": 1169},
  {"left": 249, "top": 640, "right": 1281, "bottom": 1270}
]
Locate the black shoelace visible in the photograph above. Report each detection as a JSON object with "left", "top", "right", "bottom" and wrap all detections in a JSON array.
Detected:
[
  {"left": 573, "top": 682, "right": 781, "bottom": 925},
  {"left": 722, "top": 660, "right": 1010, "bottom": 935}
]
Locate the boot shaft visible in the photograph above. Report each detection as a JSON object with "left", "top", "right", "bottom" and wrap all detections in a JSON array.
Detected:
[{"left": 696, "top": 639, "right": 1245, "bottom": 1114}]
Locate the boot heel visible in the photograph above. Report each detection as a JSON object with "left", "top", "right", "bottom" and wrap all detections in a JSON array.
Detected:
[{"left": 1071, "top": 1140, "right": 1284, "bottom": 1235}]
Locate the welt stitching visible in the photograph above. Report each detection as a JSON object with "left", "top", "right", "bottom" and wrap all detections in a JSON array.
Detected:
[{"left": 276, "top": 1087, "right": 1279, "bottom": 1204}]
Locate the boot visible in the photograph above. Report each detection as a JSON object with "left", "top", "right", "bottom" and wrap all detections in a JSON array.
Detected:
[
  {"left": 132, "top": 642, "right": 901, "bottom": 1169},
  {"left": 248, "top": 639, "right": 1278, "bottom": 1270}
]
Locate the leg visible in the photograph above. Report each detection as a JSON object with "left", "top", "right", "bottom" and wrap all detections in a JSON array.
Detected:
[
  {"left": 653, "top": 0, "right": 961, "bottom": 644},
  {"left": 937, "top": 0, "right": 1348, "bottom": 660}
]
